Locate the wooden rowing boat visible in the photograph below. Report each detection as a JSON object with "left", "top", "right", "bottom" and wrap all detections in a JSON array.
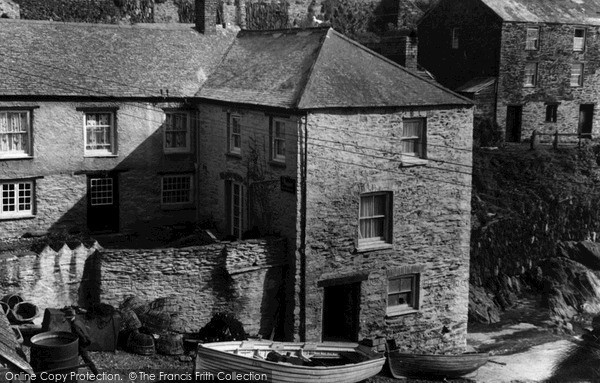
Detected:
[
  {"left": 194, "top": 340, "right": 385, "bottom": 383},
  {"left": 387, "top": 349, "right": 489, "bottom": 379}
]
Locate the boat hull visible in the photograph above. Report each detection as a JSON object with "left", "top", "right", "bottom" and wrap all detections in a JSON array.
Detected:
[
  {"left": 195, "top": 341, "right": 385, "bottom": 383},
  {"left": 387, "top": 350, "right": 489, "bottom": 379}
]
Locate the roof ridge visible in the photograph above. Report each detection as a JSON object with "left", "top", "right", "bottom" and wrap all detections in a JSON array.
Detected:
[
  {"left": 238, "top": 26, "right": 330, "bottom": 35},
  {"left": 326, "top": 29, "right": 473, "bottom": 105},
  {"left": 294, "top": 28, "right": 332, "bottom": 109},
  {"left": 0, "top": 18, "right": 199, "bottom": 30}
]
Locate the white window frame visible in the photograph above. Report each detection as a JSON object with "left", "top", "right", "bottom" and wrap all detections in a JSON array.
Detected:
[
  {"left": 0, "top": 180, "right": 34, "bottom": 219},
  {"left": 387, "top": 274, "right": 421, "bottom": 316},
  {"left": 574, "top": 28, "right": 586, "bottom": 51},
  {"left": 401, "top": 118, "right": 426, "bottom": 161},
  {"left": 89, "top": 177, "right": 114, "bottom": 206},
  {"left": 451, "top": 27, "right": 459, "bottom": 49},
  {"left": 161, "top": 175, "right": 193, "bottom": 206},
  {"left": 571, "top": 63, "right": 584, "bottom": 87},
  {"left": 524, "top": 63, "right": 538, "bottom": 87},
  {"left": 0, "top": 110, "right": 32, "bottom": 159},
  {"left": 164, "top": 111, "right": 191, "bottom": 153},
  {"left": 358, "top": 192, "right": 392, "bottom": 249},
  {"left": 228, "top": 114, "right": 242, "bottom": 155},
  {"left": 271, "top": 118, "right": 286, "bottom": 163},
  {"left": 230, "top": 181, "right": 244, "bottom": 239},
  {"left": 525, "top": 27, "right": 539, "bottom": 51},
  {"left": 84, "top": 112, "right": 116, "bottom": 156}
]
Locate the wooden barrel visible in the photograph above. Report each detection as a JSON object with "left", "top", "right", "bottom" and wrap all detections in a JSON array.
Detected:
[{"left": 30, "top": 332, "right": 79, "bottom": 380}]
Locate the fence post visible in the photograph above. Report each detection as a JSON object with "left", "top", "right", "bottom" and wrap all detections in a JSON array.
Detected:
[{"left": 553, "top": 130, "right": 558, "bottom": 150}]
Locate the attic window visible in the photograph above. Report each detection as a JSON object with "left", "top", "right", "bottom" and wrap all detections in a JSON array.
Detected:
[
  {"left": 525, "top": 27, "right": 539, "bottom": 50},
  {"left": 574, "top": 28, "right": 586, "bottom": 51},
  {"left": 451, "top": 28, "right": 459, "bottom": 49}
]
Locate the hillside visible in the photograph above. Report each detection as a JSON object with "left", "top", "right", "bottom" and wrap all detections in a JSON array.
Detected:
[{"left": 470, "top": 143, "right": 600, "bottom": 323}]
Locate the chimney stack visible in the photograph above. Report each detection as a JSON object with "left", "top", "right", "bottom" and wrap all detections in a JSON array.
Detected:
[{"left": 195, "top": 0, "right": 217, "bottom": 35}]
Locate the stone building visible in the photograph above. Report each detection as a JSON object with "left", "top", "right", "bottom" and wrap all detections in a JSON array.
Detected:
[
  {"left": 418, "top": 0, "right": 600, "bottom": 143},
  {"left": 0, "top": 0, "right": 474, "bottom": 350}
]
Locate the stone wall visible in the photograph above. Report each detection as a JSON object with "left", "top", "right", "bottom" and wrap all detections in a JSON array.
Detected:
[
  {"left": 298, "top": 106, "right": 473, "bottom": 353},
  {"left": 0, "top": 101, "right": 196, "bottom": 239},
  {"left": 418, "top": 0, "right": 503, "bottom": 90},
  {"left": 0, "top": 243, "right": 97, "bottom": 323},
  {"left": 0, "top": 0, "right": 19, "bottom": 18},
  {"left": 497, "top": 22, "right": 600, "bottom": 141},
  {"left": 80, "top": 238, "right": 287, "bottom": 336}
]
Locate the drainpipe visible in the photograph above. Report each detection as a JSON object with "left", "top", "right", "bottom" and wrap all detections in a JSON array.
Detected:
[{"left": 299, "top": 113, "right": 308, "bottom": 341}]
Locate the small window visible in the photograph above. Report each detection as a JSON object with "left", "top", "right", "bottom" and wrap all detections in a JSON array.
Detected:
[
  {"left": 359, "top": 192, "right": 392, "bottom": 248},
  {"left": 524, "top": 63, "right": 538, "bottom": 87},
  {"left": 525, "top": 27, "right": 539, "bottom": 50},
  {"left": 161, "top": 175, "right": 193, "bottom": 205},
  {"left": 401, "top": 118, "right": 426, "bottom": 159},
  {"left": 571, "top": 63, "right": 584, "bottom": 87},
  {"left": 164, "top": 111, "right": 190, "bottom": 153},
  {"left": 545, "top": 104, "right": 558, "bottom": 123},
  {"left": 451, "top": 28, "right": 459, "bottom": 49},
  {"left": 271, "top": 118, "right": 286, "bottom": 163},
  {"left": 574, "top": 28, "right": 586, "bottom": 51},
  {"left": 0, "top": 110, "right": 32, "bottom": 158},
  {"left": 387, "top": 274, "right": 420, "bottom": 315},
  {"left": 0, "top": 180, "right": 34, "bottom": 219},
  {"left": 228, "top": 114, "right": 242, "bottom": 154},
  {"left": 84, "top": 112, "right": 116, "bottom": 156}
]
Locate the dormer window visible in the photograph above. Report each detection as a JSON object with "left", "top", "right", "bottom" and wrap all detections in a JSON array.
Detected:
[
  {"left": 574, "top": 28, "right": 586, "bottom": 51},
  {"left": 525, "top": 27, "right": 539, "bottom": 50}
]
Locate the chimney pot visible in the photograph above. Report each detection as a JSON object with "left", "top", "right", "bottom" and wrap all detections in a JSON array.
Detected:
[{"left": 196, "top": 0, "right": 217, "bottom": 35}]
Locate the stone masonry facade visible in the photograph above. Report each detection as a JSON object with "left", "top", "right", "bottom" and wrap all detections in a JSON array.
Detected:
[
  {"left": 496, "top": 22, "right": 600, "bottom": 141},
  {"left": 298, "top": 106, "right": 473, "bottom": 352},
  {"left": 0, "top": 100, "right": 196, "bottom": 239}
]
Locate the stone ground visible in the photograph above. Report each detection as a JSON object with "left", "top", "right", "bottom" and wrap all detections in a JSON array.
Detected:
[{"left": 18, "top": 295, "right": 579, "bottom": 383}]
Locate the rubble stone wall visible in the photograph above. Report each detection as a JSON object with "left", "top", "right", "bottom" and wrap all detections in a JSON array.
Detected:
[
  {"left": 81, "top": 238, "right": 286, "bottom": 335},
  {"left": 299, "top": 106, "right": 473, "bottom": 353},
  {"left": 497, "top": 23, "right": 600, "bottom": 142}
]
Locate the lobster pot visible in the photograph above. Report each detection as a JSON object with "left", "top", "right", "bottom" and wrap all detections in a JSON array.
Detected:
[
  {"left": 141, "top": 309, "right": 171, "bottom": 334},
  {"left": 127, "top": 331, "right": 155, "bottom": 356},
  {"left": 120, "top": 296, "right": 149, "bottom": 317},
  {"left": 121, "top": 309, "right": 142, "bottom": 332},
  {"left": 30, "top": 332, "right": 79, "bottom": 380},
  {"left": 1, "top": 294, "right": 23, "bottom": 310},
  {"left": 150, "top": 296, "right": 179, "bottom": 313},
  {"left": 156, "top": 332, "right": 184, "bottom": 355}
]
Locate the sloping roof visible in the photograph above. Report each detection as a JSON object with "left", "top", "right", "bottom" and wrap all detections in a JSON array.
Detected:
[
  {"left": 199, "top": 28, "right": 471, "bottom": 109},
  {"left": 0, "top": 19, "right": 236, "bottom": 98},
  {"left": 456, "top": 77, "right": 497, "bottom": 94},
  {"left": 479, "top": 0, "right": 600, "bottom": 25}
]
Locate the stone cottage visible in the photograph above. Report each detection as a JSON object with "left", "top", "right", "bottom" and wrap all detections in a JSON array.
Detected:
[
  {"left": 418, "top": 0, "right": 600, "bottom": 143},
  {"left": 197, "top": 27, "right": 474, "bottom": 350},
  {"left": 0, "top": 0, "right": 474, "bottom": 351}
]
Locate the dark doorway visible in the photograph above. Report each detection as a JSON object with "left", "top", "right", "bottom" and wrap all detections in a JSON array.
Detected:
[
  {"left": 322, "top": 283, "right": 360, "bottom": 342},
  {"left": 87, "top": 173, "right": 119, "bottom": 233},
  {"left": 579, "top": 104, "right": 594, "bottom": 138},
  {"left": 506, "top": 105, "right": 523, "bottom": 143}
]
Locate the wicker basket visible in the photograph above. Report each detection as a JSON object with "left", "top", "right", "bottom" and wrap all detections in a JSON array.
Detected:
[
  {"left": 120, "top": 296, "right": 149, "bottom": 317},
  {"left": 156, "top": 332, "right": 184, "bottom": 355},
  {"left": 141, "top": 309, "right": 171, "bottom": 333},
  {"left": 127, "top": 331, "right": 155, "bottom": 355},
  {"left": 120, "top": 309, "right": 142, "bottom": 332},
  {"left": 150, "top": 296, "right": 179, "bottom": 313}
]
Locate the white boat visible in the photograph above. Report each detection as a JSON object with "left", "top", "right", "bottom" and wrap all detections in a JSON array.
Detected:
[{"left": 194, "top": 340, "right": 385, "bottom": 383}]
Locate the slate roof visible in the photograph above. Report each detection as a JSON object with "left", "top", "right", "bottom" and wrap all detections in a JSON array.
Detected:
[
  {"left": 456, "top": 77, "right": 497, "bottom": 94},
  {"left": 0, "top": 19, "right": 236, "bottom": 98},
  {"left": 479, "top": 0, "right": 600, "bottom": 25},
  {"left": 198, "top": 28, "right": 471, "bottom": 109}
]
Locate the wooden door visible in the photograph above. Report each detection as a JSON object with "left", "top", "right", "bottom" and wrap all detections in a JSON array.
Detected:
[
  {"left": 506, "top": 105, "right": 523, "bottom": 143},
  {"left": 322, "top": 283, "right": 361, "bottom": 342},
  {"left": 579, "top": 104, "right": 594, "bottom": 138},
  {"left": 87, "top": 174, "right": 119, "bottom": 232}
]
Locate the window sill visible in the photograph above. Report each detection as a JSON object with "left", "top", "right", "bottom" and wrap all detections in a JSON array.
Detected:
[
  {"left": 269, "top": 160, "right": 286, "bottom": 168},
  {"left": 161, "top": 203, "right": 195, "bottom": 211},
  {"left": 226, "top": 152, "right": 242, "bottom": 159},
  {"left": 164, "top": 149, "right": 192, "bottom": 155},
  {"left": 400, "top": 157, "right": 428, "bottom": 167},
  {"left": 84, "top": 153, "right": 118, "bottom": 158},
  {"left": 0, "top": 214, "right": 36, "bottom": 221},
  {"left": 523, "top": 85, "right": 536, "bottom": 88},
  {"left": 356, "top": 242, "right": 393, "bottom": 253},
  {"left": 385, "top": 308, "right": 419, "bottom": 321},
  {"left": 0, "top": 155, "right": 33, "bottom": 161}
]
